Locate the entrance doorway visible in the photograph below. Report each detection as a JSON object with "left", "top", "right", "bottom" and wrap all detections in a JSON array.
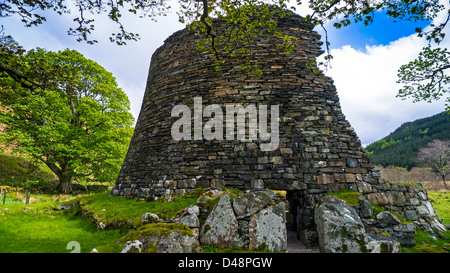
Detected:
[{"left": 285, "top": 190, "right": 320, "bottom": 252}]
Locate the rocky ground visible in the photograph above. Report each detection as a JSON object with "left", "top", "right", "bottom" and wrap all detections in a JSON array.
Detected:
[{"left": 286, "top": 230, "right": 319, "bottom": 253}]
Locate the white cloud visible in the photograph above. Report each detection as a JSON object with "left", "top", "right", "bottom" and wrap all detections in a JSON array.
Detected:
[
  {"left": 323, "top": 34, "right": 448, "bottom": 146},
  {"left": 316, "top": 0, "right": 450, "bottom": 146}
]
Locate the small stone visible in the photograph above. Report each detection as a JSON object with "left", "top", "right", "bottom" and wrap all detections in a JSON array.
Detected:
[
  {"left": 376, "top": 211, "right": 401, "bottom": 227},
  {"left": 121, "top": 240, "right": 143, "bottom": 253},
  {"left": 141, "top": 212, "right": 160, "bottom": 225}
]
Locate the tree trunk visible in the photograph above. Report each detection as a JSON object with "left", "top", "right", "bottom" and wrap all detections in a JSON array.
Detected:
[
  {"left": 46, "top": 161, "right": 73, "bottom": 194},
  {"left": 443, "top": 175, "right": 448, "bottom": 189},
  {"left": 58, "top": 174, "right": 73, "bottom": 194}
]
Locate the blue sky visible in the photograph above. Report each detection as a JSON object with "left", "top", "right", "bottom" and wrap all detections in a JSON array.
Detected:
[
  {"left": 323, "top": 11, "right": 432, "bottom": 50},
  {"left": 1, "top": 1, "right": 448, "bottom": 146}
]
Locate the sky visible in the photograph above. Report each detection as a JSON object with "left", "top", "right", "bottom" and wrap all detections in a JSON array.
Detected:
[{"left": 1, "top": 0, "right": 449, "bottom": 146}]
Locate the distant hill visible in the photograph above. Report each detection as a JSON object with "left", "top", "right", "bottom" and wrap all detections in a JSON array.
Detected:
[{"left": 365, "top": 111, "right": 450, "bottom": 170}]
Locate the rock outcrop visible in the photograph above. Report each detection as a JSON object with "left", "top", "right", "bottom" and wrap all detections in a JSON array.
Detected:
[
  {"left": 248, "top": 202, "right": 287, "bottom": 252},
  {"left": 199, "top": 189, "right": 288, "bottom": 252},
  {"left": 314, "top": 196, "right": 401, "bottom": 253},
  {"left": 200, "top": 194, "right": 242, "bottom": 248}
]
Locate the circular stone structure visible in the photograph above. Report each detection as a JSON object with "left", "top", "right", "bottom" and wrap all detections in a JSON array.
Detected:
[
  {"left": 112, "top": 8, "right": 385, "bottom": 244},
  {"left": 113, "top": 10, "right": 380, "bottom": 198}
]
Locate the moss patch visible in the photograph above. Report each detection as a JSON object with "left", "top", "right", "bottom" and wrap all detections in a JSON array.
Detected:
[
  {"left": 414, "top": 244, "right": 447, "bottom": 253},
  {"left": 115, "top": 222, "right": 193, "bottom": 253},
  {"left": 76, "top": 190, "right": 198, "bottom": 228},
  {"left": 327, "top": 189, "right": 361, "bottom": 206}
]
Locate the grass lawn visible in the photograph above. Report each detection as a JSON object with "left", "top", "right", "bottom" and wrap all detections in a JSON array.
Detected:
[
  {"left": 78, "top": 190, "right": 199, "bottom": 225},
  {"left": 0, "top": 196, "right": 125, "bottom": 253},
  {"left": 402, "top": 190, "right": 450, "bottom": 253},
  {"left": 429, "top": 191, "right": 450, "bottom": 226},
  {"left": 0, "top": 187, "right": 448, "bottom": 253}
]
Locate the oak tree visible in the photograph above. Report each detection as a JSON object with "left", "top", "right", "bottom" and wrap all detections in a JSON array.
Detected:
[{"left": 0, "top": 43, "right": 134, "bottom": 193}]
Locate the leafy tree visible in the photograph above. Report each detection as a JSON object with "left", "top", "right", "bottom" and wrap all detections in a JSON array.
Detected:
[
  {"left": 0, "top": 42, "right": 134, "bottom": 193},
  {"left": 1, "top": 0, "right": 450, "bottom": 105},
  {"left": 416, "top": 139, "right": 450, "bottom": 188}
]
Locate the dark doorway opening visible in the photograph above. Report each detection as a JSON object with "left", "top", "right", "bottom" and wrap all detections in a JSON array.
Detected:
[{"left": 285, "top": 190, "right": 319, "bottom": 252}]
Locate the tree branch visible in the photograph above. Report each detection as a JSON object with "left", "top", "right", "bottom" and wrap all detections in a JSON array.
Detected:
[
  {"left": 0, "top": 61, "right": 39, "bottom": 89},
  {"left": 199, "top": 0, "right": 220, "bottom": 60}
]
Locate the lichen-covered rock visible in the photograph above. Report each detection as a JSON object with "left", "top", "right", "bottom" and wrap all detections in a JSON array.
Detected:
[
  {"left": 178, "top": 214, "right": 200, "bottom": 228},
  {"left": 417, "top": 201, "right": 437, "bottom": 217},
  {"left": 314, "top": 195, "right": 368, "bottom": 253},
  {"left": 157, "top": 230, "right": 202, "bottom": 253},
  {"left": 376, "top": 211, "right": 401, "bottom": 227},
  {"left": 232, "top": 190, "right": 276, "bottom": 219},
  {"left": 177, "top": 205, "right": 201, "bottom": 228},
  {"left": 366, "top": 233, "right": 400, "bottom": 253},
  {"left": 200, "top": 194, "right": 243, "bottom": 248},
  {"left": 196, "top": 188, "right": 225, "bottom": 210},
  {"left": 118, "top": 223, "right": 201, "bottom": 253},
  {"left": 315, "top": 195, "right": 404, "bottom": 253},
  {"left": 121, "top": 240, "right": 143, "bottom": 253},
  {"left": 385, "top": 223, "right": 416, "bottom": 247},
  {"left": 248, "top": 202, "right": 287, "bottom": 252},
  {"left": 141, "top": 212, "right": 159, "bottom": 225}
]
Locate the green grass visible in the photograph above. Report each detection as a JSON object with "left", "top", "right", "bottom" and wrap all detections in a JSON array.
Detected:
[
  {"left": 429, "top": 191, "right": 450, "bottom": 226},
  {"left": 402, "top": 191, "right": 450, "bottom": 253},
  {"left": 1, "top": 187, "right": 448, "bottom": 253},
  {"left": 0, "top": 188, "right": 207, "bottom": 253},
  {"left": 0, "top": 202, "right": 125, "bottom": 253},
  {"left": 327, "top": 189, "right": 361, "bottom": 206},
  {"left": 0, "top": 154, "right": 55, "bottom": 187},
  {"left": 78, "top": 190, "right": 199, "bottom": 226}
]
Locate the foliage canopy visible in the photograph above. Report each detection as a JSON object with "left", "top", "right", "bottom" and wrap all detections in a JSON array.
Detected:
[{"left": 0, "top": 44, "right": 134, "bottom": 193}]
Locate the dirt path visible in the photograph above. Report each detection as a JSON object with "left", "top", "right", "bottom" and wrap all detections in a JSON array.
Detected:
[{"left": 286, "top": 230, "right": 319, "bottom": 253}]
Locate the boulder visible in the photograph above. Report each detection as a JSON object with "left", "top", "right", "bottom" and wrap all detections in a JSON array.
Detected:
[
  {"left": 365, "top": 233, "right": 400, "bottom": 253},
  {"left": 178, "top": 205, "right": 201, "bottom": 228},
  {"left": 119, "top": 223, "right": 201, "bottom": 253},
  {"left": 196, "top": 188, "right": 225, "bottom": 208},
  {"left": 178, "top": 214, "right": 200, "bottom": 228},
  {"left": 376, "top": 211, "right": 401, "bottom": 227},
  {"left": 157, "top": 230, "right": 202, "bottom": 253},
  {"left": 121, "top": 240, "right": 144, "bottom": 253},
  {"left": 314, "top": 195, "right": 368, "bottom": 253},
  {"left": 141, "top": 212, "right": 159, "bottom": 225},
  {"left": 248, "top": 202, "right": 287, "bottom": 252},
  {"left": 386, "top": 223, "right": 416, "bottom": 247},
  {"left": 200, "top": 194, "right": 243, "bottom": 248},
  {"left": 57, "top": 204, "right": 73, "bottom": 211},
  {"left": 232, "top": 190, "right": 276, "bottom": 219},
  {"left": 315, "top": 196, "right": 402, "bottom": 253},
  {"left": 359, "top": 199, "right": 373, "bottom": 219}
]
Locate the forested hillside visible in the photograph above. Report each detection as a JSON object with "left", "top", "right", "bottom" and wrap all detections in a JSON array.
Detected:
[{"left": 365, "top": 111, "right": 450, "bottom": 169}]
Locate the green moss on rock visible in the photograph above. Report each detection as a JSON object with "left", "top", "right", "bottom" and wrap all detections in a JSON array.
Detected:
[{"left": 327, "top": 189, "right": 361, "bottom": 206}]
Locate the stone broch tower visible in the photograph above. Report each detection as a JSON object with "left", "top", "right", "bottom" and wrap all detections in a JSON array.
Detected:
[{"left": 112, "top": 9, "right": 444, "bottom": 247}]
